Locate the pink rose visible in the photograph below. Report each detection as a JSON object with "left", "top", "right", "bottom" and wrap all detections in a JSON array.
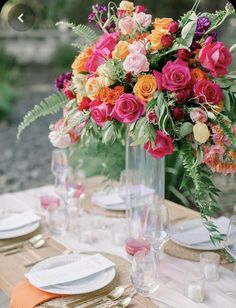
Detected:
[
  {"left": 111, "top": 93, "right": 145, "bottom": 123},
  {"left": 168, "top": 21, "right": 179, "bottom": 34},
  {"left": 135, "top": 5, "right": 146, "bottom": 13},
  {"left": 162, "top": 58, "right": 192, "bottom": 91},
  {"left": 175, "top": 88, "right": 191, "bottom": 104},
  {"left": 146, "top": 109, "right": 158, "bottom": 124},
  {"left": 199, "top": 41, "right": 232, "bottom": 78},
  {"left": 171, "top": 107, "right": 184, "bottom": 121},
  {"left": 123, "top": 52, "right": 149, "bottom": 75},
  {"left": 49, "top": 131, "right": 71, "bottom": 149},
  {"left": 90, "top": 100, "right": 113, "bottom": 127},
  {"left": 193, "top": 79, "right": 224, "bottom": 105},
  {"left": 133, "top": 12, "right": 152, "bottom": 29},
  {"left": 190, "top": 108, "right": 208, "bottom": 123},
  {"left": 96, "top": 33, "right": 119, "bottom": 57},
  {"left": 117, "top": 9, "right": 126, "bottom": 18},
  {"left": 128, "top": 41, "right": 146, "bottom": 55},
  {"left": 118, "top": 16, "right": 136, "bottom": 35},
  {"left": 85, "top": 50, "right": 106, "bottom": 73},
  {"left": 153, "top": 70, "right": 164, "bottom": 91},
  {"left": 144, "top": 130, "right": 174, "bottom": 159}
]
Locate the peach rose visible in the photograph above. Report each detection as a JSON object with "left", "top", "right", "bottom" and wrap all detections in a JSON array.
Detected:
[
  {"left": 119, "top": 1, "right": 135, "bottom": 13},
  {"left": 85, "top": 77, "right": 101, "bottom": 99},
  {"left": 153, "top": 18, "right": 173, "bottom": 30},
  {"left": 112, "top": 41, "right": 129, "bottom": 60},
  {"left": 148, "top": 28, "right": 168, "bottom": 51},
  {"left": 134, "top": 74, "right": 157, "bottom": 101},
  {"left": 71, "top": 47, "right": 93, "bottom": 74}
]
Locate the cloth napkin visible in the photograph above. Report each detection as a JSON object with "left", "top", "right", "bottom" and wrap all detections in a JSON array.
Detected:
[
  {"left": 25, "top": 254, "right": 115, "bottom": 288},
  {"left": 10, "top": 279, "right": 64, "bottom": 308},
  {"left": 0, "top": 211, "right": 40, "bottom": 232},
  {"left": 172, "top": 216, "right": 230, "bottom": 245}
]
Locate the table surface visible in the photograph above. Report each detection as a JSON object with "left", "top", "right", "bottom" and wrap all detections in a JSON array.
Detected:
[{"left": 0, "top": 176, "right": 235, "bottom": 308}]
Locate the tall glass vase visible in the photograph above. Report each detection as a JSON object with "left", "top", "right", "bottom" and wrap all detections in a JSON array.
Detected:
[{"left": 125, "top": 128, "right": 165, "bottom": 239}]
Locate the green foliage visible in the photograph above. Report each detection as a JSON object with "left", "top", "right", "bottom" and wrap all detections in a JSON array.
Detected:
[
  {"left": 17, "top": 92, "right": 68, "bottom": 138},
  {"left": 56, "top": 21, "right": 99, "bottom": 44},
  {"left": 180, "top": 141, "right": 224, "bottom": 244},
  {"left": 0, "top": 49, "right": 19, "bottom": 120}
]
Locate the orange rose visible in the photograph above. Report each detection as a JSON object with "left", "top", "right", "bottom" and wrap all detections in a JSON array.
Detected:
[
  {"left": 191, "top": 68, "right": 209, "bottom": 83},
  {"left": 112, "top": 41, "right": 129, "bottom": 61},
  {"left": 99, "top": 87, "right": 112, "bottom": 103},
  {"left": 148, "top": 28, "right": 168, "bottom": 51},
  {"left": 153, "top": 18, "right": 173, "bottom": 30},
  {"left": 99, "top": 86, "right": 124, "bottom": 104},
  {"left": 134, "top": 74, "right": 157, "bottom": 101},
  {"left": 72, "top": 47, "right": 93, "bottom": 75}
]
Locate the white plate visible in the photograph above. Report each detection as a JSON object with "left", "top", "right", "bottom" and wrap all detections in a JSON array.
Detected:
[
  {"left": 29, "top": 254, "right": 116, "bottom": 295},
  {"left": 171, "top": 219, "right": 224, "bottom": 251},
  {"left": 92, "top": 190, "right": 126, "bottom": 211},
  {"left": 0, "top": 221, "right": 40, "bottom": 239}
]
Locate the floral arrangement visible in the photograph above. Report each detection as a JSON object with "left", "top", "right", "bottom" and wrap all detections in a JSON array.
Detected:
[{"left": 18, "top": 0, "right": 236, "bottom": 242}]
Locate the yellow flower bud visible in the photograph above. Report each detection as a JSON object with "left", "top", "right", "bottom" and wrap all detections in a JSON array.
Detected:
[{"left": 193, "top": 122, "right": 210, "bottom": 144}]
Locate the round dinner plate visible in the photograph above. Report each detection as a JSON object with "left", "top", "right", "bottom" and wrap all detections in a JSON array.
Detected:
[
  {"left": 29, "top": 254, "right": 116, "bottom": 295},
  {"left": 171, "top": 219, "right": 224, "bottom": 251},
  {"left": 92, "top": 190, "right": 126, "bottom": 211},
  {"left": 0, "top": 221, "right": 40, "bottom": 240}
]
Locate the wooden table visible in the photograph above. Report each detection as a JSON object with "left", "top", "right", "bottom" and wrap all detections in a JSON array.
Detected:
[{"left": 0, "top": 176, "right": 234, "bottom": 307}]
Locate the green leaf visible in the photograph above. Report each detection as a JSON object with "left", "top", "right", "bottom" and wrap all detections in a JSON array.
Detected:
[
  {"left": 223, "top": 90, "right": 231, "bottom": 112},
  {"left": 230, "top": 84, "right": 236, "bottom": 93},
  {"left": 17, "top": 92, "right": 68, "bottom": 139},
  {"left": 56, "top": 22, "right": 98, "bottom": 44},
  {"left": 181, "top": 20, "right": 197, "bottom": 47},
  {"left": 216, "top": 78, "right": 234, "bottom": 89},
  {"left": 178, "top": 122, "right": 193, "bottom": 137}
]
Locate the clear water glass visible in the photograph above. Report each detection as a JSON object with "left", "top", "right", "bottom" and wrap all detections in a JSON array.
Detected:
[
  {"left": 184, "top": 271, "right": 205, "bottom": 303},
  {"left": 131, "top": 250, "right": 159, "bottom": 296}
]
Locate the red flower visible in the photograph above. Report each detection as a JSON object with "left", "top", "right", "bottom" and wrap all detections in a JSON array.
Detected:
[
  {"left": 168, "top": 21, "right": 179, "bottom": 34},
  {"left": 78, "top": 97, "right": 91, "bottom": 111},
  {"left": 161, "top": 35, "right": 173, "bottom": 48},
  {"left": 144, "top": 130, "right": 174, "bottom": 159},
  {"left": 175, "top": 88, "right": 191, "bottom": 104},
  {"left": 63, "top": 81, "right": 75, "bottom": 100},
  {"left": 178, "top": 49, "right": 192, "bottom": 61},
  {"left": 171, "top": 107, "right": 185, "bottom": 120},
  {"left": 193, "top": 79, "right": 224, "bottom": 105}
]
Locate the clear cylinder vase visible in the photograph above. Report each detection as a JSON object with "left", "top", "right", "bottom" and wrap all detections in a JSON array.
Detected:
[{"left": 125, "top": 128, "right": 165, "bottom": 239}]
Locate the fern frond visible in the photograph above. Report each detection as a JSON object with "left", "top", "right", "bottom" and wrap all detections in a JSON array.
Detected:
[
  {"left": 17, "top": 92, "right": 68, "bottom": 139},
  {"left": 56, "top": 22, "right": 98, "bottom": 44}
]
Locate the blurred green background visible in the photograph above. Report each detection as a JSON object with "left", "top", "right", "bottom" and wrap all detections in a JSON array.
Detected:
[{"left": 0, "top": 0, "right": 235, "bottom": 214}]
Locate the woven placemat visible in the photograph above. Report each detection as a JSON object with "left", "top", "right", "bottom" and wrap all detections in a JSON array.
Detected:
[
  {"left": 37, "top": 252, "right": 158, "bottom": 308},
  {"left": 164, "top": 240, "right": 232, "bottom": 264}
]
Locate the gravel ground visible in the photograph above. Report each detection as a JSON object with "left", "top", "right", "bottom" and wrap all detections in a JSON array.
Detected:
[{"left": 0, "top": 66, "right": 59, "bottom": 193}]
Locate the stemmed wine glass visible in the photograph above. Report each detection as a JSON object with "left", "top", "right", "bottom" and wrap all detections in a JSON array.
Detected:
[
  {"left": 144, "top": 196, "right": 170, "bottom": 269},
  {"left": 225, "top": 215, "right": 236, "bottom": 276}
]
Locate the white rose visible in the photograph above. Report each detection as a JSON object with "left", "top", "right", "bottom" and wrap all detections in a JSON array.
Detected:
[
  {"left": 49, "top": 131, "right": 71, "bottom": 149},
  {"left": 133, "top": 12, "right": 152, "bottom": 29}
]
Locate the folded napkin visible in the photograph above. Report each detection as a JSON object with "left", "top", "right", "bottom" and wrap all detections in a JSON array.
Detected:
[
  {"left": 25, "top": 254, "right": 115, "bottom": 288},
  {"left": 172, "top": 216, "right": 229, "bottom": 245},
  {"left": 0, "top": 211, "right": 40, "bottom": 232},
  {"left": 93, "top": 184, "right": 154, "bottom": 208},
  {"left": 10, "top": 279, "right": 63, "bottom": 308}
]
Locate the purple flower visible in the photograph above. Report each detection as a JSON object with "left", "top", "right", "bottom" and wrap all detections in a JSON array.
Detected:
[
  {"left": 92, "top": 4, "right": 107, "bottom": 13},
  {"left": 88, "top": 12, "right": 96, "bottom": 23},
  {"left": 194, "top": 17, "right": 211, "bottom": 39},
  {"left": 191, "top": 41, "right": 201, "bottom": 51},
  {"left": 209, "top": 31, "right": 218, "bottom": 42},
  {"left": 54, "top": 72, "right": 72, "bottom": 90}
]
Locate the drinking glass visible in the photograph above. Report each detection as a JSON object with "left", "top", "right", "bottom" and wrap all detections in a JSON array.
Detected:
[
  {"left": 51, "top": 149, "right": 68, "bottom": 177},
  {"left": 144, "top": 197, "right": 170, "bottom": 266},
  {"left": 225, "top": 215, "right": 236, "bottom": 277},
  {"left": 131, "top": 250, "right": 159, "bottom": 296}
]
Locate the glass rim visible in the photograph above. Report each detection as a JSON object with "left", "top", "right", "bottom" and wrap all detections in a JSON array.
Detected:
[{"left": 200, "top": 252, "right": 220, "bottom": 262}]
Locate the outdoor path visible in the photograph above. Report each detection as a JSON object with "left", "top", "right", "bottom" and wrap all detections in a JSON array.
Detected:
[{"left": 0, "top": 66, "right": 59, "bottom": 193}]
